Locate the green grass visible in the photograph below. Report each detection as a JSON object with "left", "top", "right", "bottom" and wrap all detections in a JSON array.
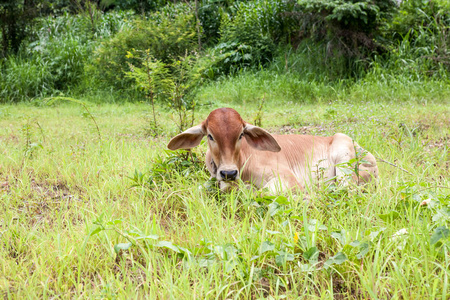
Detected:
[
  {"left": 196, "top": 67, "right": 450, "bottom": 106},
  {"left": 0, "top": 95, "right": 449, "bottom": 298}
]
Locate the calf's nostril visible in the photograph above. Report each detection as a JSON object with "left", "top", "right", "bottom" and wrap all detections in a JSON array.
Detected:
[{"left": 220, "top": 170, "right": 238, "bottom": 181}]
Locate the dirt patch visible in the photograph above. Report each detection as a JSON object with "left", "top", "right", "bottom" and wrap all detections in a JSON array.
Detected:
[
  {"left": 425, "top": 135, "right": 450, "bottom": 150},
  {"left": 0, "top": 133, "right": 20, "bottom": 143},
  {"left": 2, "top": 174, "right": 85, "bottom": 228},
  {"left": 1, "top": 180, "right": 9, "bottom": 193},
  {"left": 30, "top": 179, "right": 78, "bottom": 200},
  {"left": 331, "top": 276, "right": 370, "bottom": 300}
]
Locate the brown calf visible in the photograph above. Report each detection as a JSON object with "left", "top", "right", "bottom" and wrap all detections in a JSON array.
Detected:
[{"left": 168, "top": 108, "right": 378, "bottom": 192}]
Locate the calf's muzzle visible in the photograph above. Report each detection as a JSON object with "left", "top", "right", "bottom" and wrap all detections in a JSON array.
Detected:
[{"left": 220, "top": 169, "right": 238, "bottom": 181}]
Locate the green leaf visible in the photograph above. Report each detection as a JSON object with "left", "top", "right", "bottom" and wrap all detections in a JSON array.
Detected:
[
  {"left": 318, "top": 224, "right": 328, "bottom": 231},
  {"left": 135, "top": 234, "right": 159, "bottom": 240},
  {"left": 368, "top": 228, "right": 385, "bottom": 241},
  {"left": 332, "top": 252, "right": 347, "bottom": 264},
  {"left": 89, "top": 226, "right": 103, "bottom": 236},
  {"left": 255, "top": 196, "right": 275, "bottom": 204},
  {"left": 356, "top": 242, "right": 370, "bottom": 259},
  {"left": 260, "top": 241, "right": 275, "bottom": 254},
  {"left": 177, "top": 246, "right": 193, "bottom": 257},
  {"left": 155, "top": 241, "right": 180, "bottom": 253},
  {"left": 432, "top": 207, "right": 450, "bottom": 222},
  {"left": 114, "top": 242, "right": 132, "bottom": 254},
  {"left": 431, "top": 226, "right": 450, "bottom": 245},
  {"left": 303, "top": 247, "right": 319, "bottom": 262},
  {"left": 274, "top": 196, "right": 290, "bottom": 205},
  {"left": 349, "top": 240, "right": 360, "bottom": 247},
  {"left": 331, "top": 230, "right": 346, "bottom": 244},
  {"left": 268, "top": 202, "right": 281, "bottom": 216},
  {"left": 378, "top": 211, "right": 400, "bottom": 222},
  {"left": 266, "top": 230, "right": 281, "bottom": 235},
  {"left": 106, "top": 219, "right": 123, "bottom": 226},
  {"left": 29, "top": 142, "right": 43, "bottom": 149},
  {"left": 324, "top": 252, "right": 347, "bottom": 269},
  {"left": 275, "top": 251, "right": 294, "bottom": 267},
  {"left": 127, "top": 229, "right": 143, "bottom": 237}
]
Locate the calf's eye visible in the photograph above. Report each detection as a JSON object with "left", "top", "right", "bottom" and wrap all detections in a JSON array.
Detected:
[
  {"left": 208, "top": 134, "right": 214, "bottom": 141},
  {"left": 239, "top": 133, "right": 244, "bottom": 140}
]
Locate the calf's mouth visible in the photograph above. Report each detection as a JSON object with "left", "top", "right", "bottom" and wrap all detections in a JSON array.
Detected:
[{"left": 210, "top": 159, "right": 240, "bottom": 191}]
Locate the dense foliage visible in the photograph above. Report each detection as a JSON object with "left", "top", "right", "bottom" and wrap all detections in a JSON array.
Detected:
[{"left": 0, "top": 0, "right": 449, "bottom": 102}]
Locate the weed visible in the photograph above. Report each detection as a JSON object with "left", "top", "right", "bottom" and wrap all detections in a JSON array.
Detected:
[
  {"left": 252, "top": 94, "right": 266, "bottom": 127},
  {"left": 21, "top": 117, "right": 44, "bottom": 160}
]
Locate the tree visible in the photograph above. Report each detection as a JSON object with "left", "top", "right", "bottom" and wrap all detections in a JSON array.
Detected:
[{"left": 0, "top": 0, "right": 43, "bottom": 57}]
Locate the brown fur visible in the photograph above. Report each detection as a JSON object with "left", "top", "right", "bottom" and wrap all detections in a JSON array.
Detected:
[{"left": 168, "top": 108, "right": 378, "bottom": 192}]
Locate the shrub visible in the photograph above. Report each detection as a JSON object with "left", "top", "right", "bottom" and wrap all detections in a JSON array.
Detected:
[
  {"left": 198, "top": 1, "right": 224, "bottom": 46},
  {"left": 89, "top": 12, "right": 197, "bottom": 90},
  {"left": 0, "top": 10, "right": 136, "bottom": 102},
  {"left": 389, "top": 0, "right": 450, "bottom": 40},
  {"left": 210, "top": 3, "right": 274, "bottom": 75},
  {"left": 297, "top": 0, "right": 397, "bottom": 34},
  {"left": 147, "top": 2, "right": 192, "bottom": 24},
  {"left": 384, "top": 0, "right": 450, "bottom": 75},
  {"left": 201, "top": 42, "right": 262, "bottom": 78},
  {"left": 125, "top": 49, "right": 171, "bottom": 133},
  {"left": 113, "top": 0, "right": 169, "bottom": 14},
  {"left": 126, "top": 49, "right": 206, "bottom": 133},
  {"left": 206, "top": 0, "right": 300, "bottom": 75},
  {"left": 295, "top": 0, "right": 398, "bottom": 76}
]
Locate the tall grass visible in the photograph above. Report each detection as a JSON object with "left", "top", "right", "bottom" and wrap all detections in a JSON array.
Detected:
[
  {"left": 196, "top": 45, "right": 450, "bottom": 106},
  {"left": 0, "top": 10, "right": 135, "bottom": 102},
  {"left": 0, "top": 100, "right": 448, "bottom": 298}
]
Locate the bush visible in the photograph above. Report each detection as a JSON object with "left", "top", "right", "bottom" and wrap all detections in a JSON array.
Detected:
[
  {"left": 89, "top": 10, "right": 198, "bottom": 90},
  {"left": 389, "top": 0, "right": 450, "bottom": 40},
  {"left": 295, "top": 0, "right": 398, "bottom": 76},
  {"left": 383, "top": 0, "right": 450, "bottom": 75},
  {"left": 200, "top": 42, "right": 265, "bottom": 78},
  {"left": 126, "top": 49, "right": 207, "bottom": 133},
  {"left": 204, "top": 0, "right": 301, "bottom": 76},
  {"left": 0, "top": 10, "right": 136, "bottom": 101},
  {"left": 0, "top": 34, "right": 89, "bottom": 101},
  {"left": 113, "top": 0, "right": 169, "bottom": 14},
  {"left": 198, "top": 1, "right": 224, "bottom": 46}
]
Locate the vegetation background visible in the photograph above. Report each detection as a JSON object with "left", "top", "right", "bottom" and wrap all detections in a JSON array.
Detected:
[{"left": 0, "top": 0, "right": 449, "bottom": 298}]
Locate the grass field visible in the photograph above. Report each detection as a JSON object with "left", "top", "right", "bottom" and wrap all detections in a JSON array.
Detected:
[{"left": 1, "top": 96, "right": 449, "bottom": 298}]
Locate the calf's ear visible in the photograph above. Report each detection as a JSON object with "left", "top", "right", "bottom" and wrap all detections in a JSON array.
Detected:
[
  {"left": 244, "top": 124, "right": 281, "bottom": 152},
  {"left": 168, "top": 124, "right": 205, "bottom": 150}
]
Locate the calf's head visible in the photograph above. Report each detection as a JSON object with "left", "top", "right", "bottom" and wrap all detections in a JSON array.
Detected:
[{"left": 167, "top": 108, "right": 281, "bottom": 184}]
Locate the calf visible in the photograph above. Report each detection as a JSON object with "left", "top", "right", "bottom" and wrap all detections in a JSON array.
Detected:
[{"left": 168, "top": 108, "right": 378, "bottom": 192}]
